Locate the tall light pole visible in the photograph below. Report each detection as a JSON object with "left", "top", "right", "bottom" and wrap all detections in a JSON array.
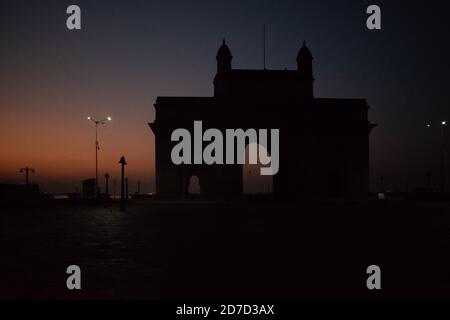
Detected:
[
  {"left": 87, "top": 116, "right": 112, "bottom": 198},
  {"left": 440, "top": 121, "right": 447, "bottom": 193},
  {"left": 104, "top": 173, "right": 110, "bottom": 197},
  {"left": 425, "top": 123, "right": 432, "bottom": 190},
  {"left": 19, "top": 167, "right": 35, "bottom": 185}
]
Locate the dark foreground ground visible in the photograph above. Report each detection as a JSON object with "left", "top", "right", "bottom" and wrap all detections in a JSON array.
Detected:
[{"left": 1, "top": 198, "right": 449, "bottom": 299}]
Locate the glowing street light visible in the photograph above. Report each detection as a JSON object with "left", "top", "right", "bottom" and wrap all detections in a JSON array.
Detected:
[{"left": 87, "top": 116, "right": 112, "bottom": 198}]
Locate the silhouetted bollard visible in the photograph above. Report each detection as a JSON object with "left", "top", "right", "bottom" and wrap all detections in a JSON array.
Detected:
[{"left": 119, "top": 156, "right": 127, "bottom": 211}]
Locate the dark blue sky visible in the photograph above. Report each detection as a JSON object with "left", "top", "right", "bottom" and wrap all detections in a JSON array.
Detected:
[{"left": 1, "top": 0, "right": 449, "bottom": 192}]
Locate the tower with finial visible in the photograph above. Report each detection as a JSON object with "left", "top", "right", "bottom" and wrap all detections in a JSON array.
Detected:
[
  {"left": 297, "top": 41, "right": 314, "bottom": 99},
  {"left": 216, "top": 39, "right": 232, "bottom": 74}
]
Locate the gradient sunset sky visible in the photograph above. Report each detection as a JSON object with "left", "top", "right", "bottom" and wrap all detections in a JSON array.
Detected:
[{"left": 1, "top": 0, "right": 449, "bottom": 193}]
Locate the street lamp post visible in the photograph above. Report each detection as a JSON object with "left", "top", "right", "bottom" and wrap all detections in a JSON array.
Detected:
[
  {"left": 19, "top": 167, "right": 35, "bottom": 185},
  {"left": 441, "top": 121, "right": 447, "bottom": 193},
  {"left": 87, "top": 116, "right": 112, "bottom": 198},
  {"left": 119, "top": 156, "right": 127, "bottom": 211},
  {"left": 104, "top": 173, "right": 110, "bottom": 198},
  {"left": 425, "top": 123, "right": 432, "bottom": 190}
]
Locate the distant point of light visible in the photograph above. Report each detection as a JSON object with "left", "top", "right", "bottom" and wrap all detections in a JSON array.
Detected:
[
  {"left": 443, "top": 121, "right": 447, "bottom": 126},
  {"left": 87, "top": 116, "right": 91, "bottom": 120},
  {"left": 426, "top": 123, "right": 431, "bottom": 128},
  {"left": 107, "top": 117, "right": 112, "bottom": 121}
]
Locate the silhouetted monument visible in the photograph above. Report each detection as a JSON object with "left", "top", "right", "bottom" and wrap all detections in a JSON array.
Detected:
[{"left": 150, "top": 40, "right": 376, "bottom": 197}]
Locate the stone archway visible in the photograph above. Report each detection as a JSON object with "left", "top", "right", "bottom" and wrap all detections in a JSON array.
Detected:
[{"left": 187, "top": 175, "right": 201, "bottom": 195}]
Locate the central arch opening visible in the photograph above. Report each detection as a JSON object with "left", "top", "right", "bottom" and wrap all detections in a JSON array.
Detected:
[
  {"left": 187, "top": 175, "right": 201, "bottom": 195},
  {"left": 242, "top": 143, "right": 273, "bottom": 194}
]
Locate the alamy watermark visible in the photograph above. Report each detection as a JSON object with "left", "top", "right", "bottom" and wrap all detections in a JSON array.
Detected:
[
  {"left": 366, "top": 265, "right": 381, "bottom": 290},
  {"left": 171, "top": 121, "right": 279, "bottom": 176},
  {"left": 66, "top": 265, "right": 81, "bottom": 290},
  {"left": 66, "top": 5, "right": 381, "bottom": 31}
]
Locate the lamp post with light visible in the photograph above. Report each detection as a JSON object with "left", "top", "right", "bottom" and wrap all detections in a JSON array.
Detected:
[{"left": 87, "top": 116, "right": 112, "bottom": 198}]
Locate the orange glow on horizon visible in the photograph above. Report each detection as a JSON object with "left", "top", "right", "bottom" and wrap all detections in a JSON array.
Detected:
[{"left": 0, "top": 89, "right": 156, "bottom": 193}]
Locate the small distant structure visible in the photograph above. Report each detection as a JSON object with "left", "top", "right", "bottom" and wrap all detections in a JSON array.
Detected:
[
  {"left": 19, "top": 167, "right": 35, "bottom": 185},
  {"left": 82, "top": 178, "right": 96, "bottom": 199}
]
